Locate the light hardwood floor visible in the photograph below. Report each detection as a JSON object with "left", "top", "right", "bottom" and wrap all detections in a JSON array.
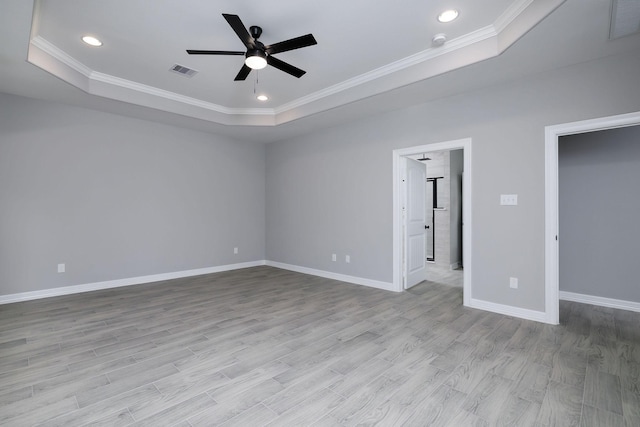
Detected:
[
  {"left": 425, "top": 264, "right": 463, "bottom": 288},
  {"left": 1, "top": 266, "right": 639, "bottom": 426}
]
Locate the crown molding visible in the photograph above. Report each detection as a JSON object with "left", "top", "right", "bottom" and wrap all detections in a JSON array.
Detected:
[
  {"left": 90, "top": 71, "right": 274, "bottom": 116},
  {"left": 274, "top": 24, "right": 498, "bottom": 115},
  {"left": 494, "top": 0, "right": 535, "bottom": 33},
  {"left": 27, "top": 0, "right": 565, "bottom": 127}
]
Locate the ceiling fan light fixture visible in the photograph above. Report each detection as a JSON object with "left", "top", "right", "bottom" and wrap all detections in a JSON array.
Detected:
[
  {"left": 437, "top": 9, "right": 459, "bottom": 23},
  {"left": 245, "top": 49, "right": 267, "bottom": 70},
  {"left": 186, "top": 14, "right": 316, "bottom": 80}
]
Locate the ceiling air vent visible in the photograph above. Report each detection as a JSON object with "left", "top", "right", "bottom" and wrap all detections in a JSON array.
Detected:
[{"left": 170, "top": 64, "right": 198, "bottom": 78}]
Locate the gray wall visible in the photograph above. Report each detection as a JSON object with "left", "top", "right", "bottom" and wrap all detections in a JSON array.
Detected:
[
  {"left": 559, "top": 125, "right": 640, "bottom": 302},
  {"left": 0, "top": 93, "right": 265, "bottom": 296},
  {"left": 265, "top": 49, "right": 640, "bottom": 312},
  {"left": 2, "top": 49, "right": 640, "bottom": 315}
]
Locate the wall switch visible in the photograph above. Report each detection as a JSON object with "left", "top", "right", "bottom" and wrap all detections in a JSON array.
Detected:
[
  {"left": 57, "top": 263, "right": 65, "bottom": 273},
  {"left": 332, "top": 253, "right": 337, "bottom": 262},
  {"left": 233, "top": 247, "right": 238, "bottom": 254},
  {"left": 345, "top": 255, "right": 351, "bottom": 263},
  {"left": 509, "top": 277, "right": 518, "bottom": 289},
  {"left": 500, "top": 194, "right": 518, "bottom": 205}
]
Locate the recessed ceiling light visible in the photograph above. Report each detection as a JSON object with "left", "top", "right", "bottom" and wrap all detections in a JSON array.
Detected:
[
  {"left": 81, "top": 36, "right": 102, "bottom": 47},
  {"left": 437, "top": 9, "right": 459, "bottom": 23},
  {"left": 257, "top": 95, "right": 269, "bottom": 102}
]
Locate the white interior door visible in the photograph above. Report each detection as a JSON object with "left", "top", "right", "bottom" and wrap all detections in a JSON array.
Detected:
[{"left": 403, "top": 157, "right": 427, "bottom": 289}]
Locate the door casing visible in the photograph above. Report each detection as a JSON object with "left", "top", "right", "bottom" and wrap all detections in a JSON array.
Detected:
[
  {"left": 392, "top": 138, "right": 472, "bottom": 305},
  {"left": 544, "top": 111, "right": 640, "bottom": 324}
]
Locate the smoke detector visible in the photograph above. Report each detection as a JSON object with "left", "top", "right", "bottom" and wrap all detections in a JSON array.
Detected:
[{"left": 432, "top": 33, "right": 447, "bottom": 47}]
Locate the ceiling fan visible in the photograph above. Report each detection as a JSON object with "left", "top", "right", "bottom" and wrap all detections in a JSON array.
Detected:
[{"left": 186, "top": 13, "right": 317, "bottom": 81}]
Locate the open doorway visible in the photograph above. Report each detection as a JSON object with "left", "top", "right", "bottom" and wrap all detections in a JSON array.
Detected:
[
  {"left": 545, "top": 111, "right": 640, "bottom": 324},
  {"left": 392, "top": 138, "right": 472, "bottom": 306},
  {"left": 407, "top": 149, "right": 464, "bottom": 287}
]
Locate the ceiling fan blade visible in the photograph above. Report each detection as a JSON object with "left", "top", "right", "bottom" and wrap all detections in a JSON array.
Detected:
[
  {"left": 267, "top": 56, "right": 306, "bottom": 78},
  {"left": 234, "top": 64, "right": 252, "bottom": 81},
  {"left": 265, "top": 34, "right": 317, "bottom": 55},
  {"left": 186, "top": 50, "right": 245, "bottom": 55},
  {"left": 222, "top": 13, "right": 254, "bottom": 49}
]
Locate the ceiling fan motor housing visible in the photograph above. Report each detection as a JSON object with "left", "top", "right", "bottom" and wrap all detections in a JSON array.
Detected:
[
  {"left": 250, "top": 26, "right": 263, "bottom": 40},
  {"left": 186, "top": 14, "right": 317, "bottom": 80}
]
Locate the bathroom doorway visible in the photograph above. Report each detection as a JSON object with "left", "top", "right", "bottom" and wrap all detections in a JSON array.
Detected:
[
  {"left": 392, "top": 138, "right": 472, "bottom": 305},
  {"left": 409, "top": 149, "right": 464, "bottom": 273}
]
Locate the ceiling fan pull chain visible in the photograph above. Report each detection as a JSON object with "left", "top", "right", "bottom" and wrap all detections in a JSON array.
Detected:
[{"left": 253, "top": 72, "right": 257, "bottom": 95}]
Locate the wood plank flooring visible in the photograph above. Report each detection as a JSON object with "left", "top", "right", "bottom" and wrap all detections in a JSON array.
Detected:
[{"left": 0, "top": 266, "right": 639, "bottom": 426}]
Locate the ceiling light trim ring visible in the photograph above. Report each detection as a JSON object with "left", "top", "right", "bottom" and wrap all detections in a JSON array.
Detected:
[
  {"left": 81, "top": 35, "right": 102, "bottom": 46},
  {"left": 438, "top": 9, "right": 459, "bottom": 23}
]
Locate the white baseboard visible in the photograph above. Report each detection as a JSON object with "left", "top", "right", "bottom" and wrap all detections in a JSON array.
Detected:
[
  {"left": 0, "top": 260, "right": 266, "bottom": 305},
  {"left": 265, "top": 261, "right": 398, "bottom": 292},
  {"left": 560, "top": 291, "right": 640, "bottom": 313},
  {"left": 450, "top": 262, "right": 462, "bottom": 270},
  {"left": 467, "top": 298, "right": 550, "bottom": 323},
  {"left": 0, "top": 260, "right": 398, "bottom": 305}
]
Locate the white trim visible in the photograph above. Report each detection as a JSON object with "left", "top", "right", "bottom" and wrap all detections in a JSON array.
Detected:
[
  {"left": 544, "top": 111, "right": 640, "bottom": 325},
  {"left": 31, "top": 36, "right": 93, "bottom": 78},
  {"left": 450, "top": 262, "right": 462, "bottom": 270},
  {"left": 0, "top": 261, "right": 266, "bottom": 305},
  {"left": 31, "top": 36, "right": 273, "bottom": 117},
  {"left": 544, "top": 125, "right": 560, "bottom": 325},
  {"left": 468, "top": 298, "right": 548, "bottom": 323},
  {"left": 265, "top": 261, "right": 397, "bottom": 292},
  {"left": 494, "top": 0, "right": 535, "bottom": 33},
  {"left": 560, "top": 291, "right": 640, "bottom": 313},
  {"left": 27, "top": 0, "right": 558, "bottom": 127},
  {"left": 91, "top": 71, "right": 274, "bottom": 117},
  {"left": 274, "top": 24, "right": 498, "bottom": 115},
  {"left": 392, "top": 139, "right": 472, "bottom": 306}
]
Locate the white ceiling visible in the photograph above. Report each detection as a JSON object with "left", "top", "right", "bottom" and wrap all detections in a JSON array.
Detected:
[{"left": 1, "top": 0, "right": 640, "bottom": 142}]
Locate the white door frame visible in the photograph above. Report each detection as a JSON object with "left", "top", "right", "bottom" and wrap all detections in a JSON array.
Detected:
[
  {"left": 392, "top": 138, "right": 472, "bottom": 305},
  {"left": 544, "top": 111, "right": 640, "bottom": 324}
]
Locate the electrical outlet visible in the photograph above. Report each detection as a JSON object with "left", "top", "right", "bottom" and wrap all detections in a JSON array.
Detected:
[
  {"left": 234, "top": 247, "right": 238, "bottom": 254},
  {"left": 500, "top": 194, "right": 518, "bottom": 206},
  {"left": 345, "top": 255, "right": 351, "bottom": 263},
  {"left": 57, "top": 263, "right": 65, "bottom": 273},
  {"left": 509, "top": 277, "right": 518, "bottom": 289},
  {"left": 332, "top": 253, "right": 337, "bottom": 262}
]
